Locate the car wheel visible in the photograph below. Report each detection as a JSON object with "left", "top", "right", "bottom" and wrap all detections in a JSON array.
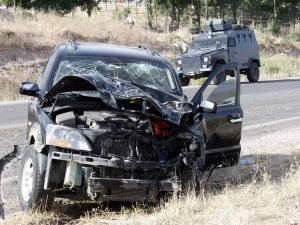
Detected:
[
  {"left": 18, "top": 145, "right": 54, "bottom": 211},
  {"left": 179, "top": 75, "right": 190, "bottom": 86},
  {"left": 247, "top": 62, "right": 259, "bottom": 82},
  {"left": 212, "top": 64, "right": 226, "bottom": 85}
]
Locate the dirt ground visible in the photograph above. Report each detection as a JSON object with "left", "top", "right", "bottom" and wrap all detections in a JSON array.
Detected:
[{"left": 1, "top": 125, "right": 299, "bottom": 221}]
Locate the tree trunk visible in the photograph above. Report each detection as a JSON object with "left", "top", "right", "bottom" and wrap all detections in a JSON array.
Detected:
[
  {"left": 193, "top": 0, "right": 201, "bottom": 33},
  {"left": 164, "top": 4, "right": 169, "bottom": 33},
  {"left": 146, "top": 0, "right": 153, "bottom": 30},
  {"left": 232, "top": 4, "right": 237, "bottom": 23}
]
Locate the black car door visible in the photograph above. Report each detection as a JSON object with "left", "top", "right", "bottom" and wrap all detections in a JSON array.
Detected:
[{"left": 192, "top": 63, "right": 243, "bottom": 168}]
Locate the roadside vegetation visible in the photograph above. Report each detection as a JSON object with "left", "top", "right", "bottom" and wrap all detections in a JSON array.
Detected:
[
  {"left": 3, "top": 148, "right": 300, "bottom": 225},
  {"left": 0, "top": 12, "right": 299, "bottom": 101}
]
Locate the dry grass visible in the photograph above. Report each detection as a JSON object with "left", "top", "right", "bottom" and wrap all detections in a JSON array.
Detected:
[
  {"left": 0, "top": 11, "right": 299, "bottom": 99},
  {"left": 0, "top": 12, "right": 169, "bottom": 51},
  {"left": 0, "top": 59, "right": 45, "bottom": 101},
  {"left": 1, "top": 150, "right": 299, "bottom": 225},
  {"left": 260, "top": 53, "right": 300, "bottom": 80},
  {"left": 115, "top": 172, "right": 300, "bottom": 225}
]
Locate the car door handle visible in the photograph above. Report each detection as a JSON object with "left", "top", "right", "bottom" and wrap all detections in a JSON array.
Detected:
[{"left": 230, "top": 118, "right": 243, "bottom": 123}]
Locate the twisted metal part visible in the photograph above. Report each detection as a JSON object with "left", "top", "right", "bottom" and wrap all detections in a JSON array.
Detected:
[{"left": 0, "top": 145, "right": 23, "bottom": 219}]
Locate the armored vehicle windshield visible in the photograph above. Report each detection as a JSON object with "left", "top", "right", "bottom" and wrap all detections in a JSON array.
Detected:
[{"left": 191, "top": 34, "right": 227, "bottom": 49}]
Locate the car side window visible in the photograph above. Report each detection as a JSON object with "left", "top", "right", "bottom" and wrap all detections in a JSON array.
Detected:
[
  {"left": 202, "top": 72, "right": 237, "bottom": 108},
  {"left": 228, "top": 37, "right": 236, "bottom": 47}
]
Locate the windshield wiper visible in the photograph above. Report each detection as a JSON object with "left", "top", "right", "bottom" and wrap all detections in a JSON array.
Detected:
[{"left": 60, "top": 92, "right": 86, "bottom": 98}]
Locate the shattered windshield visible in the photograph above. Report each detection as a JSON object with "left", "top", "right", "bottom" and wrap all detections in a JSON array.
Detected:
[
  {"left": 53, "top": 57, "right": 178, "bottom": 96},
  {"left": 191, "top": 35, "right": 226, "bottom": 49}
]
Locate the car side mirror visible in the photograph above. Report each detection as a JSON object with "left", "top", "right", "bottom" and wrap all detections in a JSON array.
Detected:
[
  {"left": 200, "top": 100, "right": 217, "bottom": 113},
  {"left": 19, "top": 82, "right": 39, "bottom": 97}
]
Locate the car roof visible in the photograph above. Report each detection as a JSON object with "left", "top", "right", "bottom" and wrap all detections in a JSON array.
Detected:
[{"left": 56, "top": 42, "right": 167, "bottom": 63}]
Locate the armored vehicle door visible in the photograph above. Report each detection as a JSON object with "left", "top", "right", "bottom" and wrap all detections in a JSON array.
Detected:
[
  {"left": 192, "top": 63, "right": 243, "bottom": 168},
  {"left": 227, "top": 36, "right": 242, "bottom": 67}
]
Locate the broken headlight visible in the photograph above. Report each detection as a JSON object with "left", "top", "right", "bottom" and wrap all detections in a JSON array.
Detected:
[{"left": 46, "top": 124, "right": 92, "bottom": 151}]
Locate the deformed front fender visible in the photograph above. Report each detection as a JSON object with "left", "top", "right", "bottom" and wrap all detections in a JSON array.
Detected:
[
  {"left": 28, "top": 122, "right": 45, "bottom": 153},
  {"left": 27, "top": 123, "right": 49, "bottom": 175}
]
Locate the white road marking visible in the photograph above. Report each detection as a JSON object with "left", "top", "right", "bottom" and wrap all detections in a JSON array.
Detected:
[
  {"left": 0, "top": 124, "right": 26, "bottom": 130},
  {"left": 0, "top": 100, "right": 28, "bottom": 106},
  {"left": 243, "top": 116, "right": 300, "bottom": 131}
]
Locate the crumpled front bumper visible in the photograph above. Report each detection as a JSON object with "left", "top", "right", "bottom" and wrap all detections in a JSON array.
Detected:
[
  {"left": 89, "top": 177, "right": 181, "bottom": 193},
  {"left": 44, "top": 148, "right": 183, "bottom": 193}
]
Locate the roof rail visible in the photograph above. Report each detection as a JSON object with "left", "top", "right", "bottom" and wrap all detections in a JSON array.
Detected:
[
  {"left": 138, "top": 44, "right": 161, "bottom": 57},
  {"left": 67, "top": 39, "right": 78, "bottom": 50}
]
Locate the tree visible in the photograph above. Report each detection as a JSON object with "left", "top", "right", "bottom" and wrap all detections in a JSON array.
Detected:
[
  {"left": 156, "top": 0, "right": 192, "bottom": 30},
  {"left": 192, "top": 0, "right": 201, "bottom": 32},
  {"left": 0, "top": 0, "right": 100, "bottom": 16}
]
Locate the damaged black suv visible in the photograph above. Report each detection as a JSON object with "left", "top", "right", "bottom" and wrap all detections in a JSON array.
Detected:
[{"left": 18, "top": 42, "right": 243, "bottom": 210}]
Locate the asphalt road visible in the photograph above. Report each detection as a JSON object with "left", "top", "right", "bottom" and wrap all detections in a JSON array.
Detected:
[
  {"left": 0, "top": 78, "right": 300, "bottom": 133},
  {"left": 1, "top": 78, "right": 300, "bottom": 218}
]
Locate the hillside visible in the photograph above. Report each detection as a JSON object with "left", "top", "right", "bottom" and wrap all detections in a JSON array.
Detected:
[
  {"left": 0, "top": 12, "right": 300, "bottom": 225},
  {"left": 0, "top": 12, "right": 299, "bottom": 101}
]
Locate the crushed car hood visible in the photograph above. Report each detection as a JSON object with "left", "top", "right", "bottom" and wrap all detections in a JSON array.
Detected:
[{"left": 44, "top": 74, "right": 193, "bottom": 126}]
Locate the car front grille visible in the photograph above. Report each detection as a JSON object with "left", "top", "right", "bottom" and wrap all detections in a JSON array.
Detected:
[{"left": 181, "top": 56, "right": 201, "bottom": 73}]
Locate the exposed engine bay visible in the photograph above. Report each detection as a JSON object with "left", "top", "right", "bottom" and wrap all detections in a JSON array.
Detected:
[{"left": 45, "top": 108, "right": 204, "bottom": 202}]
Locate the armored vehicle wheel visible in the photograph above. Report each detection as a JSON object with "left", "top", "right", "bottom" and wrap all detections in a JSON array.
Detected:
[
  {"left": 213, "top": 64, "right": 226, "bottom": 85},
  {"left": 18, "top": 145, "right": 54, "bottom": 211},
  {"left": 179, "top": 75, "right": 190, "bottom": 86},
  {"left": 247, "top": 62, "right": 259, "bottom": 82}
]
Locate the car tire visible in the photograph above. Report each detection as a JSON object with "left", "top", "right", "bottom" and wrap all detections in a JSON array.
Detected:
[
  {"left": 179, "top": 75, "right": 190, "bottom": 86},
  {"left": 247, "top": 62, "right": 259, "bottom": 82},
  {"left": 18, "top": 145, "right": 54, "bottom": 211},
  {"left": 212, "top": 64, "right": 226, "bottom": 85}
]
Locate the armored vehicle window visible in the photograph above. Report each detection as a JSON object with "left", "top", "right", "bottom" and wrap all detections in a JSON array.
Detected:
[
  {"left": 242, "top": 34, "right": 247, "bottom": 42},
  {"left": 228, "top": 37, "right": 236, "bottom": 47},
  {"left": 191, "top": 35, "right": 226, "bottom": 49},
  {"left": 202, "top": 71, "right": 237, "bottom": 108},
  {"left": 53, "top": 57, "right": 178, "bottom": 96},
  {"left": 235, "top": 34, "right": 241, "bottom": 42}
]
